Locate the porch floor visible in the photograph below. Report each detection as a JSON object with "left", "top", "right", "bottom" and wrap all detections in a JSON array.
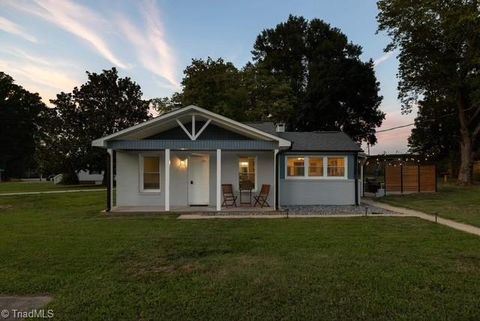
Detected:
[{"left": 111, "top": 205, "right": 276, "bottom": 213}]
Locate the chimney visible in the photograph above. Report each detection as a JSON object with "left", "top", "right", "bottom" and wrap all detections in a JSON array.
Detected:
[{"left": 275, "top": 123, "right": 286, "bottom": 133}]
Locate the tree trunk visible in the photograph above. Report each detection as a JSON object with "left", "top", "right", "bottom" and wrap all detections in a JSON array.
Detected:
[
  {"left": 457, "top": 91, "right": 473, "bottom": 185},
  {"left": 458, "top": 133, "right": 473, "bottom": 185}
]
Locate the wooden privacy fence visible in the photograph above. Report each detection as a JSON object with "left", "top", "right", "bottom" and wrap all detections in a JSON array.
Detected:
[{"left": 385, "top": 165, "right": 437, "bottom": 194}]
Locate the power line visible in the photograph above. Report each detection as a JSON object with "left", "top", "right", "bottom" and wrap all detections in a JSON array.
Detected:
[{"left": 376, "top": 123, "right": 414, "bottom": 133}]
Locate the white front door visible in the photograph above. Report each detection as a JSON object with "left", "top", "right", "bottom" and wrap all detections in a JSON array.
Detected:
[{"left": 188, "top": 155, "right": 210, "bottom": 205}]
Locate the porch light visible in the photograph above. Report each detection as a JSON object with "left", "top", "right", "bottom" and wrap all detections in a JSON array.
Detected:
[{"left": 176, "top": 158, "right": 188, "bottom": 169}]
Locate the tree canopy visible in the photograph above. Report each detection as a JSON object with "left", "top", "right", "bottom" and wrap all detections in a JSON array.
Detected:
[
  {"left": 160, "top": 16, "right": 384, "bottom": 144},
  {"left": 253, "top": 15, "right": 385, "bottom": 144},
  {"left": 0, "top": 72, "right": 46, "bottom": 179},
  {"left": 377, "top": 0, "right": 480, "bottom": 184},
  {"left": 39, "top": 68, "right": 151, "bottom": 182}
]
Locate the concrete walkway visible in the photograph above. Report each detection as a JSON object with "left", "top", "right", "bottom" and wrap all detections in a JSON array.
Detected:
[
  {"left": 178, "top": 213, "right": 407, "bottom": 220},
  {"left": 363, "top": 199, "right": 480, "bottom": 237},
  {"left": 0, "top": 189, "right": 105, "bottom": 196}
]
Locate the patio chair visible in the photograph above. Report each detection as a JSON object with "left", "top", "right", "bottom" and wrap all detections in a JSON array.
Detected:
[
  {"left": 253, "top": 184, "right": 270, "bottom": 208},
  {"left": 222, "top": 184, "right": 237, "bottom": 207}
]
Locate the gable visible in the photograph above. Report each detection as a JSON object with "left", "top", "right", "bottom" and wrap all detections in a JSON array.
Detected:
[
  {"left": 146, "top": 121, "right": 252, "bottom": 141},
  {"left": 92, "top": 105, "right": 291, "bottom": 148}
]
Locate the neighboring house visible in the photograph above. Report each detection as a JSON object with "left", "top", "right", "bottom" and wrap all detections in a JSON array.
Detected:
[
  {"left": 92, "top": 105, "right": 363, "bottom": 212},
  {"left": 52, "top": 170, "right": 104, "bottom": 185}
]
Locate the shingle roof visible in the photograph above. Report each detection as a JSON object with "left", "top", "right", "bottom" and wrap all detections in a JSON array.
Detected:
[{"left": 245, "top": 122, "right": 362, "bottom": 152}]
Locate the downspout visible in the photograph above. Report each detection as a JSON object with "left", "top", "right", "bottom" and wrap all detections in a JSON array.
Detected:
[
  {"left": 275, "top": 150, "right": 281, "bottom": 210},
  {"left": 106, "top": 150, "right": 111, "bottom": 212},
  {"left": 354, "top": 152, "right": 359, "bottom": 206}
]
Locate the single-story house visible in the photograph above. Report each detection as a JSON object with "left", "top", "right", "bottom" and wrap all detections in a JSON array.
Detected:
[{"left": 92, "top": 105, "right": 363, "bottom": 212}]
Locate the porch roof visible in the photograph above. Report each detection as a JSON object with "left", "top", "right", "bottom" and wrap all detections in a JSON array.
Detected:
[{"left": 107, "top": 139, "right": 279, "bottom": 150}]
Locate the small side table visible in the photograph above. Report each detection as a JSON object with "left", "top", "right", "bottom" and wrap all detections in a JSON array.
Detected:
[{"left": 239, "top": 181, "right": 254, "bottom": 206}]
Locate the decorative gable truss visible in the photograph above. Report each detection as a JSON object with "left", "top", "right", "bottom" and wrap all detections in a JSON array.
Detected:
[{"left": 176, "top": 114, "right": 212, "bottom": 140}]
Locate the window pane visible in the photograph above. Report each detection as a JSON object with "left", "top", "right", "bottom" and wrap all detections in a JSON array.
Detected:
[
  {"left": 143, "top": 156, "right": 160, "bottom": 190},
  {"left": 287, "top": 157, "right": 305, "bottom": 176},
  {"left": 327, "top": 157, "right": 345, "bottom": 177},
  {"left": 308, "top": 157, "right": 324, "bottom": 176},
  {"left": 143, "top": 173, "right": 160, "bottom": 189},
  {"left": 239, "top": 157, "right": 255, "bottom": 189}
]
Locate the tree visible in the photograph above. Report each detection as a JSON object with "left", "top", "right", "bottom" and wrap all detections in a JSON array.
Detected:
[
  {"left": 377, "top": 0, "right": 480, "bottom": 184},
  {"left": 252, "top": 15, "right": 385, "bottom": 144},
  {"left": 0, "top": 72, "right": 46, "bottom": 179},
  {"left": 42, "top": 68, "right": 150, "bottom": 182}
]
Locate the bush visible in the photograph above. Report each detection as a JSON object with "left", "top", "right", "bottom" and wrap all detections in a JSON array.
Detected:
[{"left": 60, "top": 172, "right": 79, "bottom": 185}]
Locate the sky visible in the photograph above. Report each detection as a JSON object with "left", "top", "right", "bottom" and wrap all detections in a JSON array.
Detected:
[{"left": 0, "top": 0, "right": 416, "bottom": 154}]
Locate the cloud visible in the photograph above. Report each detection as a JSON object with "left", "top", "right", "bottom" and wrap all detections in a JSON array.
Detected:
[
  {"left": 4, "top": 0, "right": 129, "bottom": 69},
  {"left": 0, "top": 16, "right": 37, "bottom": 43},
  {"left": 0, "top": 50, "right": 82, "bottom": 106},
  {"left": 373, "top": 51, "right": 394, "bottom": 67},
  {"left": 116, "top": 0, "right": 179, "bottom": 88}
]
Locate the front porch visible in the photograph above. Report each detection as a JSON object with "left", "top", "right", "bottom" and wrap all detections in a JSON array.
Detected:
[{"left": 111, "top": 205, "right": 278, "bottom": 213}]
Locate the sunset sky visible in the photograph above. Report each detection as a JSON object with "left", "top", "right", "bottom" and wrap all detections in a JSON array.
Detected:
[{"left": 0, "top": 0, "right": 416, "bottom": 154}]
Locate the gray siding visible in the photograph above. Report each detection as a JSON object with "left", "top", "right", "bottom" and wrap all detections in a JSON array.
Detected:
[
  {"left": 280, "top": 179, "right": 356, "bottom": 205},
  {"left": 279, "top": 152, "right": 357, "bottom": 206}
]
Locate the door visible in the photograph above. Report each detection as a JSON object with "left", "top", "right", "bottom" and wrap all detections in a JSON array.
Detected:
[{"left": 188, "top": 155, "right": 210, "bottom": 205}]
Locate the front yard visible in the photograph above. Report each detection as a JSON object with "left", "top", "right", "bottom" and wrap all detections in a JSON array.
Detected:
[
  {"left": 0, "top": 192, "right": 479, "bottom": 320},
  {"left": 379, "top": 183, "right": 480, "bottom": 227},
  {"left": 0, "top": 181, "right": 103, "bottom": 193}
]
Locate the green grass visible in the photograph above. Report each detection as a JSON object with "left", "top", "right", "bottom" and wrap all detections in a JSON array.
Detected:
[
  {"left": 379, "top": 183, "right": 480, "bottom": 227},
  {"left": 0, "top": 192, "right": 479, "bottom": 320},
  {"left": 0, "top": 181, "right": 103, "bottom": 193}
]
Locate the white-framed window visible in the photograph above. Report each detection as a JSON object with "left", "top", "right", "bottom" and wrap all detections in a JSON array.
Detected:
[
  {"left": 239, "top": 156, "right": 257, "bottom": 191},
  {"left": 139, "top": 155, "right": 161, "bottom": 192},
  {"left": 286, "top": 155, "right": 348, "bottom": 179}
]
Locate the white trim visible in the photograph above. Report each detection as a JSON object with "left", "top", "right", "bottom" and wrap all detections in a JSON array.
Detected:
[
  {"left": 107, "top": 149, "right": 113, "bottom": 209},
  {"left": 92, "top": 105, "right": 291, "bottom": 148},
  {"left": 139, "top": 154, "right": 162, "bottom": 193},
  {"left": 238, "top": 155, "right": 258, "bottom": 192},
  {"left": 176, "top": 119, "right": 194, "bottom": 140},
  {"left": 273, "top": 149, "right": 278, "bottom": 210},
  {"left": 216, "top": 149, "right": 221, "bottom": 211},
  {"left": 192, "top": 114, "right": 196, "bottom": 138},
  {"left": 285, "top": 155, "right": 348, "bottom": 180},
  {"left": 165, "top": 149, "right": 170, "bottom": 211},
  {"left": 194, "top": 119, "right": 211, "bottom": 139}
]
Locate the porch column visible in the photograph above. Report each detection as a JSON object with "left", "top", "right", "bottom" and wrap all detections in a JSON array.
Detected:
[
  {"left": 107, "top": 148, "right": 113, "bottom": 212},
  {"left": 216, "top": 149, "right": 221, "bottom": 211},
  {"left": 273, "top": 149, "right": 278, "bottom": 210},
  {"left": 165, "top": 149, "right": 170, "bottom": 211}
]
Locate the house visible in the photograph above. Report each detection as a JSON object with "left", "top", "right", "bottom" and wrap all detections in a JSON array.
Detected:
[{"left": 92, "top": 105, "right": 363, "bottom": 212}]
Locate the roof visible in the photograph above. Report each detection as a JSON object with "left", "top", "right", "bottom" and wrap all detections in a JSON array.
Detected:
[
  {"left": 92, "top": 106, "right": 290, "bottom": 148},
  {"left": 246, "top": 122, "right": 362, "bottom": 152}
]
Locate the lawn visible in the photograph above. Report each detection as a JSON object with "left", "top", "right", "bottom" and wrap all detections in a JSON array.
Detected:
[
  {"left": 379, "top": 183, "right": 480, "bottom": 227},
  {"left": 0, "top": 192, "right": 479, "bottom": 321},
  {"left": 0, "top": 181, "right": 103, "bottom": 193}
]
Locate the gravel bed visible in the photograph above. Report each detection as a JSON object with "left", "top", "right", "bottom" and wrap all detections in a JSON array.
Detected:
[{"left": 284, "top": 204, "right": 398, "bottom": 216}]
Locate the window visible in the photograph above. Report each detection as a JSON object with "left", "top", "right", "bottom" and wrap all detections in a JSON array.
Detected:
[
  {"left": 327, "top": 157, "right": 345, "bottom": 177},
  {"left": 239, "top": 157, "right": 256, "bottom": 190},
  {"left": 286, "top": 156, "right": 347, "bottom": 179},
  {"left": 287, "top": 157, "right": 305, "bottom": 177},
  {"left": 142, "top": 156, "right": 160, "bottom": 191},
  {"left": 308, "top": 157, "right": 324, "bottom": 176}
]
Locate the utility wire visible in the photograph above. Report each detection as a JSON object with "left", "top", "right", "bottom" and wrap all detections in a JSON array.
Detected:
[{"left": 376, "top": 123, "right": 414, "bottom": 133}]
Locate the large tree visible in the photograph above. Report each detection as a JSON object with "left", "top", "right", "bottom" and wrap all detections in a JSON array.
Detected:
[
  {"left": 252, "top": 15, "right": 385, "bottom": 144},
  {"left": 42, "top": 68, "right": 150, "bottom": 182},
  {"left": 377, "top": 0, "right": 480, "bottom": 184},
  {"left": 0, "top": 72, "right": 46, "bottom": 179},
  {"left": 167, "top": 57, "right": 294, "bottom": 123}
]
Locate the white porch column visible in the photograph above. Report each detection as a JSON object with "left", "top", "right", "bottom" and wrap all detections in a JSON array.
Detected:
[
  {"left": 107, "top": 148, "right": 113, "bottom": 211},
  {"left": 216, "top": 149, "right": 221, "bottom": 211},
  {"left": 165, "top": 149, "right": 170, "bottom": 211},
  {"left": 273, "top": 149, "right": 278, "bottom": 210}
]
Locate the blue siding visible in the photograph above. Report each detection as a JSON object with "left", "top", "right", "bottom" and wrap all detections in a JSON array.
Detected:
[{"left": 107, "top": 139, "right": 278, "bottom": 150}]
